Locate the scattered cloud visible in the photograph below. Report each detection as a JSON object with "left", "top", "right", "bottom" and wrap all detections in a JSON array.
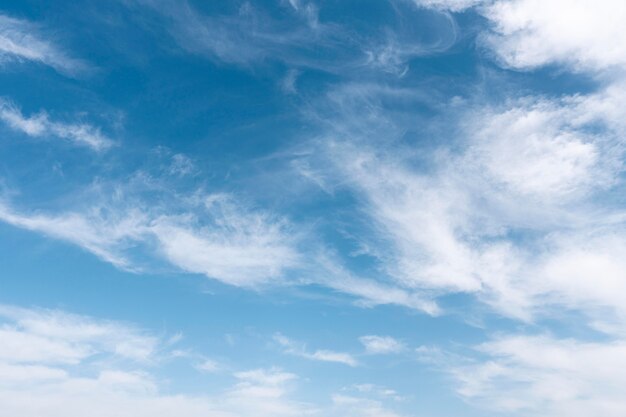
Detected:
[
  {"left": 195, "top": 358, "right": 220, "bottom": 373},
  {"left": 131, "top": 0, "right": 457, "bottom": 76},
  {"left": 0, "top": 304, "right": 157, "bottom": 364},
  {"left": 359, "top": 335, "right": 406, "bottom": 355},
  {"left": 0, "top": 189, "right": 300, "bottom": 287},
  {"left": 274, "top": 333, "right": 358, "bottom": 367},
  {"left": 411, "top": 0, "right": 486, "bottom": 12},
  {"left": 331, "top": 394, "right": 406, "bottom": 417},
  {"left": 0, "top": 304, "right": 322, "bottom": 417},
  {"left": 304, "top": 67, "right": 626, "bottom": 321},
  {"left": 449, "top": 334, "right": 626, "bottom": 417},
  {"left": 0, "top": 14, "right": 88, "bottom": 76},
  {"left": 0, "top": 99, "right": 114, "bottom": 151}
]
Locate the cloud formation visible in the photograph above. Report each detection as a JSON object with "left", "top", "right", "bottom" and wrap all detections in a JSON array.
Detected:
[
  {"left": 132, "top": 0, "right": 457, "bottom": 76},
  {"left": 274, "top": 333, "right": 358, "bottom": 367},
  {"left": 359, "top": 335, "right": 406, "bottom": 355},
  {"left": 448, "top": 334, "right": 626, "bottom": 417},
  {"left": 0, "top": 304, "right": 314, "bottom": 417},
  {"left": 0, "top": 14, "right": 87, "bottom": 76},
  {"left": 0, "top": 99, "right": 113, "bottom": 151},
  {"left": 0, "top": 189, "right": 299, "bottom": 287}
]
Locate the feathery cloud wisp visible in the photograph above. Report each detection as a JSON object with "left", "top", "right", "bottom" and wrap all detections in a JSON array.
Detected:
[
  {"left": 0, "top": 14, "right": 88, "bottom": 76},
  {"left": 0, "top": 99, "right": 113, "bottom": 151}
]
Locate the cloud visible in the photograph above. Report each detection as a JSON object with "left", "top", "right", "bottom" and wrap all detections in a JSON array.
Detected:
[
  {"left": 302, "top": 59, "right": 626, "bottom": 321},
  {"left": 0, "top": 189, "right": 300, "bottom": 287},
  {"left": 0, "top": 14, "right": 87, "bottom": 76},
  {"left": 132, "top": 0, "right": 457, "bottom": 76},
  {"left": 359, "top": 336, "right": 406, "bottom": 355},
  {"left": 310, "top": 252, "right": 442, "bottom": 315},
  {"left": 411, "top": 0, "right": 487, "bottom": 12},
  {"left": 414, "top": 0, "right": 626, "bottom": 74},
  {"left": 0, "top": 304, "right": 322, "bottom": 417},
  {"left": 331, "top": 395, "right": 406, "bottom": 417},
  {"left": 0, "top": 166, "right": 444, "bottom": 314},
  {"left": 0, "top": 99, "right": 114, "bottom": 151},
  {"left": 0, "top": 304, "right": 158, "bottom": 366},
  {"left": 195, "top": 358, "right": 220, "bottom": 373},
  {"left": 480, "top": 0, "right": 626, "bottom": 72},
  {"left": 274, "top": 334, "right": 358, "bottom": 367},
  {"left": 448, "top": 334, "right": 626, "bottom": 416},
  {"left": 466, "top": 85, "right": 626, "bottom": 200}
]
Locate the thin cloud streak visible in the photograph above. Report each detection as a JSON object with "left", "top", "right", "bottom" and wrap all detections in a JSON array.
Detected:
[
  {"left": 0, "top": 99, "right": 114, "bottom": 151},
  {"left": 274, "top": 333, "right": 358, "bottom": 367},
  {"left": 0, "top": 14, "right": 88, "bottom": 76}
]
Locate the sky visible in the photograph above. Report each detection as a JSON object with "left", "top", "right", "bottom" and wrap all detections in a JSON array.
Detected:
[{"left": 1, "top": 0, "right": 626, "bottom": 416}]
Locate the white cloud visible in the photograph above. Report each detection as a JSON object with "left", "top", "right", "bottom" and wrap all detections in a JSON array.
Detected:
[
  {"left": 195, "top": 358, "right": 220, "bottom": 373},
  {"left": 331, "top": 395, "right": 406, "bottom": 417},
  {"left": 0, "top": 305, "right": 158, "bottom": 364},
  {"left": 481, "top": 0, "right": 626, "bottom": 72},
  {"left": 411, "top": 0, "right": 486, "bottom": 12},
  {"left": 307, "top": 70, "right": 626, "bottom": 322},
  {"left": 1, "top": 304, "right": 409, "bottom": 417},
  {"left": 133, "top": 0, "right": 456, "bottom": 76},
  {"left": 467, "top": 84, "right": 626, "bottom": 199},
  {"left": 274, "top": 334, "right": 358, "bottom": 367},
  {"left": 0, "top": 99, "right": 113, "bottom": 151},
  {"left": 151, "top": 197, "right": 300, "bottom": 287},
  {"left": 359, "top": 336, "right": 406, "bottom": 355},
  {"left": 0, "top": 191, "right": 300, "bottom": 287},
  {"left": 450, "top": 334, "right": 626, "bottom": 416},
  {"left": 168, "top": 153, "right": 197, "bottom": 177},
  {"left": 0, "top": 174, "right": 445, "bottom": 314},
  {"left": 311, "top": 253, "right": 442, "bottom": 315},
  {"left": 0, "top": 14, "right": 87, "bottom": 76},
  {"left": 414, "top": 0, "right": 626, "bottom": 73}
]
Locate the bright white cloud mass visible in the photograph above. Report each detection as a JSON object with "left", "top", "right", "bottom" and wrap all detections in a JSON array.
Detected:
[{"left": 0, "top": 0, "right": 625, "bottom": 416}]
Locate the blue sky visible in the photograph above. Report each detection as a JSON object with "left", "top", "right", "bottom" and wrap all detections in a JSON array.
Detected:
[{"left": 1, "top": 0, "right": 626, "bottom": 416}]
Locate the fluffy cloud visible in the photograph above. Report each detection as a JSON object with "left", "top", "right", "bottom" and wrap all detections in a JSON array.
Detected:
[
  {"left": 481, "top": 0, "right": 626, "bottom": 72},
  {"left": 414, "top": 0, "right": 626, "bottom": 74}
]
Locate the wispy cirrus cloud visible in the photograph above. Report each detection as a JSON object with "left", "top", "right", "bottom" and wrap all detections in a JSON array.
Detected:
[
  {"left": 131, "top": 0, "right": 457, "bottom": 76},
  {"left": 411, "top": 0, "right": 487, "bottom": 12},
  {"left": 273, "top": 333, "right": 358, "bottom": 367},
  {"left": 0, "top": 14, "right": 88, "bottom": 76},
  {"left": 0, "top": 99, "right": 114, "bottom": 151},
  {"left": 0, "top": 304, "right": 414, "bottom": 417},
  {"left": 312, "top": 84, "right": 626, "bottom": 322},
  {"left": 0, "top": 304, "right": 158, "bottom": 366},
  {"left": 0, "top": 188, "right": 300, "bottom": 287},
  {"left": 442, "top": 334, "right": 626, "bottom": 417}
]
